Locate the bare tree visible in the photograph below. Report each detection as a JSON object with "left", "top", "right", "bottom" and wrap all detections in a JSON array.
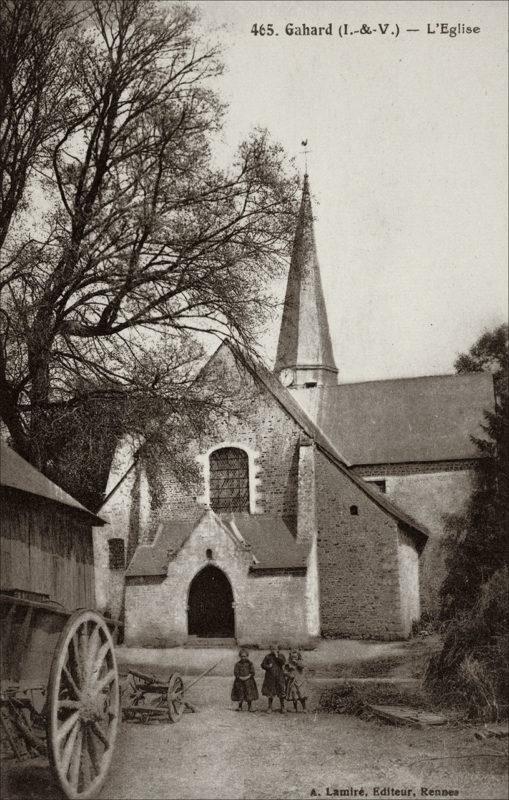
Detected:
[
  {"left": 0, "top": 0, "right": 80, "bottom": 248},
  {"left": 0, "top": 0, "right": 82, "bottom": 453},
  {"left": 0, "top": 0, "right": 298, "bottom": 487}
]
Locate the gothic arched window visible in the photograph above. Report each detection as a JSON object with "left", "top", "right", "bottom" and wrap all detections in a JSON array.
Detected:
[{"left": 209, "top": 447, "right": 249, "bottom": 513}]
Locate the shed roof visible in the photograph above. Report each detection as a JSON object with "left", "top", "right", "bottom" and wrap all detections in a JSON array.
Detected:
[
  {"left": 289, "top": 372, "right": 494, "bottom": 465},
  {"left": 0, "top": 441, "right": 106, "bottom": 525}
]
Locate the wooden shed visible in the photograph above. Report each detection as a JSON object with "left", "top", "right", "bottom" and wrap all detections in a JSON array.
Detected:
[
  {"left": 0, "top": 442, "right": 125, "bottom": 800},
  {"left": 0, "top": 440, "right": 105, "bottom": 611},
  {"left": 0, "top": 440, "right": 118, "bottom": 688}
]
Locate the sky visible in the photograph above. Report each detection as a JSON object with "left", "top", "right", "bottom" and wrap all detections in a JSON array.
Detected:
[{"left": 191, "top": 0, "right": 507, "bottom": 383}]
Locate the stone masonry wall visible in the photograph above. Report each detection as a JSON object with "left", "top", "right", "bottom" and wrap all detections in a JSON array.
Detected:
[
  {"left": 114, "top": 346, "right": 419, "bottom": 643},
  {"left": 315, "top": 451, "right": 406, "bottom": 640},
  {"left": 93, "top": 437, "right": 150, "bottom": 619},
  {"left": 357, "top": 467, "right": 473, "bottom": 615},
  {"left": 148, "top": 349, "right": 305, "bottom": 526},
  {"left": 397, "top": 527, "right": 420, "bottom": 637},
  {"left": 125, "top": 511, "right": 314, "bottom": 647},
  {"left": 388, "top": 470, "right": 472, "bottom": 616}
]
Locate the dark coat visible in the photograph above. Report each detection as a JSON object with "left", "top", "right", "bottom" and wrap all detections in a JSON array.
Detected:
[
  {"left": 231, "top": 658, "right": 259, "bottom": 702},
  {"left": 261, "top": 652, "right": 286, "bottom": 697}
]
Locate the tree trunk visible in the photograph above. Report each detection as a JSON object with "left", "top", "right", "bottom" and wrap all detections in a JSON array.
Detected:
[
  {"left": 27, "top": 312, "right": 54, "bottom": 469},
  {"left": 0, "top": 386, "right": 29, "bottom": 460}
]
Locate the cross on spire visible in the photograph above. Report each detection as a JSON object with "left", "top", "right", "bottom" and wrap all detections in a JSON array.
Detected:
[{"left": 300, "top": 139, "right": 311, "bottom": 174}]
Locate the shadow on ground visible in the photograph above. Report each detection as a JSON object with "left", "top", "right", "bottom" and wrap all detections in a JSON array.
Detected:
[{"left": 0, "top": 759, "right": 62, "bottom": 800}]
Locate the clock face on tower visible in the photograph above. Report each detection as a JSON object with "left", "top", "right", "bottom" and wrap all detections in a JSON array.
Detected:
[{"left": 279, "top": 368, "right": 295, "bottom": 387}]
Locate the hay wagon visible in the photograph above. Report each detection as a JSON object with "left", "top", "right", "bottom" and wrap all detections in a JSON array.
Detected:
[{"left": 0, "top": 442, "right": 121, "bottom": 799}]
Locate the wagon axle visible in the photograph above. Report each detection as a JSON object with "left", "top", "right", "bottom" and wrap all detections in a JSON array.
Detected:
[
  {"left": 78, "top": 689, "right": 109, "bottom": 724},
  {"left": 121, "top": 669, "right": 189, "bottom": 723}
]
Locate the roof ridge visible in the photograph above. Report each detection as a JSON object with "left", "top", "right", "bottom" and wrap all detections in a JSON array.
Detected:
[{"left": 289, "top": 372, "right": 493, "bottom": 389}]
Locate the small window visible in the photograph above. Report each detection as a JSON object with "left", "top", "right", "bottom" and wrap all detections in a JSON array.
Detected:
[
  {"left": 206, "top": 548, "right": 213, "bottom": 560},
  {"left": 349, "top": 505, "right": 359, "bottom": 516},
  {"left": 108, "top": 538, "right": 125, "bottom": 570},
  {"left": 366, "top": 479, "right": 387, "bottom": 494},
  {"left": 305, "top": 381, "right": 317, "bottom": 388},
  {"left": 209, "top": 447, "right": 249, "bottom": 513}
]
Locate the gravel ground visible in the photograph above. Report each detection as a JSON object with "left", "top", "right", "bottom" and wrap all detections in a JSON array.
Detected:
[
  {"left": 101, "top": 676, "right": 508, "bottom": 800},
  {"left": 2, "top": 677, "right": 507, "bottom": 800}
]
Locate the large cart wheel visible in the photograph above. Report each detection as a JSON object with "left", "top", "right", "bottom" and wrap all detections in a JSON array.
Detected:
[
  {"left": 47, "top": 610, "right": 119, "bottom": 799},
  {"left": 166, "top": 673, "right": 184, "bottom": 723}
]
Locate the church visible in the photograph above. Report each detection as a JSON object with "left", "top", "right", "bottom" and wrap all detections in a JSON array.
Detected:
[{"left": 93, "top": 175, "right": 495, "bottom": 647}]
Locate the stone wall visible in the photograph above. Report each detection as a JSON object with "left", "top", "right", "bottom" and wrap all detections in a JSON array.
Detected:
[
  {"left": 315, "top": 451, "right": 407, "bottom": 640},
  {"left": 125, "top": 511, "right": 316, "bottom": 647},
  {"left": 93, "top": 436, "right": 150, "bottom": 618},
  {"left": 104, "top": 346, "right": 426, "bottom": 643},
  {"left": 397, "top": 527, "right": 420, "bottom": 636},
  {"left": 146, "top": 349, "right": 306, "bottom": 526},
  {"left": 305, "top": 536, "right": 321, "bottom": 638},
  {"left": 358, "top": 466, "right": 473, "bottom": 615}
]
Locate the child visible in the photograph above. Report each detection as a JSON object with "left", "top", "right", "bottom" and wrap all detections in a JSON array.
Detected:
[
  {"left": 231, "top": 648, "right": 259, "bottom": 711},
  {"left": 261, "top": 644, "right": 286, "bottom": 713},
  {"left": 285, "top": 648, "right": 308, "bottom": 712}
]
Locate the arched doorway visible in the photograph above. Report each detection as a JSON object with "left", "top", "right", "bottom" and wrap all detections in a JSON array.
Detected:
[{"left": 187, "top": 566, "right": 235, "bottom": 638}]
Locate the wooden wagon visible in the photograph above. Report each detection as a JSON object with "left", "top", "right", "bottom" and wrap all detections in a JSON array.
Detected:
[{"left": 0, "top": 441, "right": 121, "bottom": 799}]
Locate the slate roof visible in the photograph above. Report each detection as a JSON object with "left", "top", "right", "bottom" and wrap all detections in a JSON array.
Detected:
[
  {"left": 126, "top": 520, "right": 196, "bottom": 577},
  {"left": 224, "top": 514, "right": 309, "bottom": 570},
  {"left": 275, "top": 174, "right": 337, "bottom": 376},
  {"left": 289, "top": 372, "right": 495, "bottom": 465},
  {"left": 0, "top": 441, "right": 105, "bottom": 525},
  {"left": 126, "top": 512, "right": 310, "bottom": 577}
]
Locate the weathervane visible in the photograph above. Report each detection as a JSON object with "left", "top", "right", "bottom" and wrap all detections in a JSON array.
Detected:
[{"left": 301, "top": 139, "right": 311, "bottom": 174}]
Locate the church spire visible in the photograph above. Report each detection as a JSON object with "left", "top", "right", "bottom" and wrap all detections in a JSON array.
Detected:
[{"left": 275, "top": 174, "right": 338, "bottom": 387}]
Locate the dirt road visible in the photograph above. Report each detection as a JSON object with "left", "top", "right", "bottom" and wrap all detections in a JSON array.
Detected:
[
  {"left": 2, "top": 678, "right": 507, "bottom": 799},
  {"left": 96, "top": 678, "right": 506, "bottom": 800}
]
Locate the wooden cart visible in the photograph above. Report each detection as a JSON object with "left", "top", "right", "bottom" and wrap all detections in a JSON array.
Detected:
[
  {"left": 121, "top": 668, "right": 186, "bottom": 724},
  {"left": 1, "top": 442, "right": 121, "bottom": 799}
]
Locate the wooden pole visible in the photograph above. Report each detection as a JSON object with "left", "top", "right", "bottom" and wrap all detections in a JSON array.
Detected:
[{"left": 182, "top": 659, "right": 223, "bottom": 692}]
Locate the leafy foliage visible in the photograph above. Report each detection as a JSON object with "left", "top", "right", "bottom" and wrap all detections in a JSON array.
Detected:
[
  {"left": 454, "top": 323, "right": 508, "bottom": 400},
  {"left": 426, "top": 325, "right": 509, "bottom": 720},
  {"left": 440, "top": 326, "right": 508, "bottom": 621},
  {"left": 426, "top": 568, "right": 509, "bottom": 721}
]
